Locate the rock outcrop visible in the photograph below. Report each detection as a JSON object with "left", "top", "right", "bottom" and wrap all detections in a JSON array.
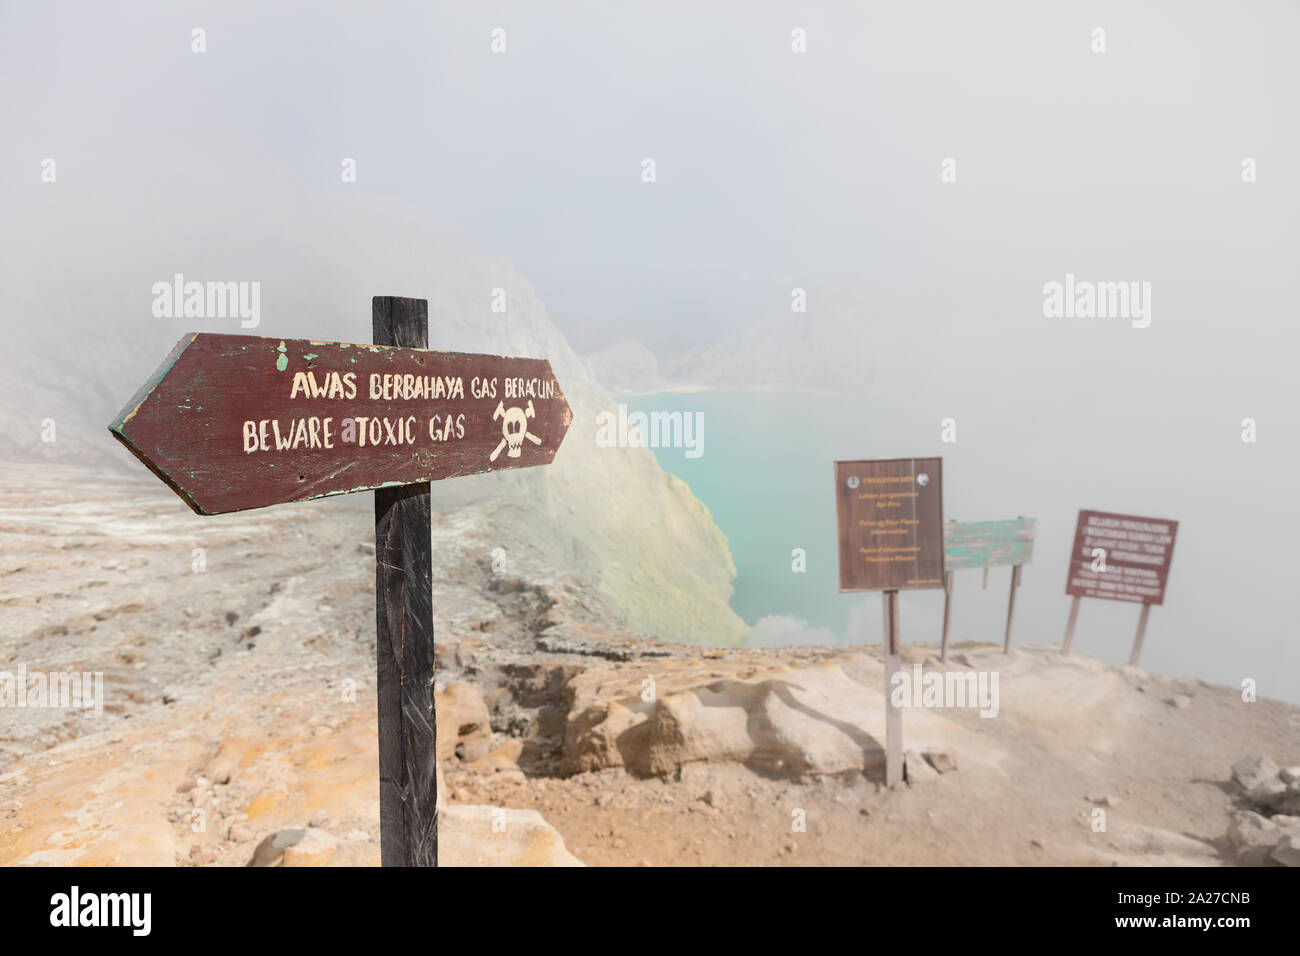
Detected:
[
  {"left": 249, "top": 827, "right": 340, "bottom": 867},
  {"left": 1226, "top": 755, "right": 1300, "bottom": 865},
  {"left": 562, "top": 656, "right": 967, "bottom": 780},
  {"left": 436, "top": 682, "right": 495, "bottom": 764},
  {"left": 439, "top": 805, "right": 584, "bottom": 867}
]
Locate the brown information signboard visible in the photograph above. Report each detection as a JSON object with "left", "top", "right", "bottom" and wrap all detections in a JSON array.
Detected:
[
  {"left": 1064, "top": 509, "right": 1178, "bottom": 606},
  {"left": 833, "top": 456, "right": 944, "bottom": 788},
  {"left": 835, "top": 457, "right": 945, "bottom": 592}
]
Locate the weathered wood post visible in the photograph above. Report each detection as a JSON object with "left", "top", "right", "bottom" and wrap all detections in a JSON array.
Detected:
[
  {"left": 939, "top": 570, "right": 954, "bottom": 662},
  {"left": 372, "top": 296, "right": 437, "bottom": 867},
  {"left": 1061, "top": 595, "right": 1081, "bottom": 655},
  {"left": 1128, "top": 603, "right": 1152, "bottom": 668},
  {"left": 1002, "top": 563, "right": 1022, "bottom": 654},
  {"left": 883, "top": 589, "right": 902, "bottom": 787}
]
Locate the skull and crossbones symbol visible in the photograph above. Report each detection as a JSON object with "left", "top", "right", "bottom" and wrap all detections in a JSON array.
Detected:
[{"left": 490, "top": 399, "right": 541, "bottom": 461}]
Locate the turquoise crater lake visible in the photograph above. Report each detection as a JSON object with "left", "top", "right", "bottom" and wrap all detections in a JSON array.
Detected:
[{"left": 632, "top": 388, "right": 891, "bottom": 644}]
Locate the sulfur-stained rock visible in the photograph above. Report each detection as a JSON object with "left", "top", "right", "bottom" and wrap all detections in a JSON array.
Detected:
[
  {"left": 439, "top": 805, "right": 583, "bottom": 867},
  {"left": 282, "top": 828, "right": 338, "bottom": 867},
  {"left": 436, "top": 682, "right": 494, "bottom": 764},
  {"left": 247, "top": 827, "right": 338, "bottom": 867},
  {"left": 465, "top": 738, "right": 524, "bottom": 774}
]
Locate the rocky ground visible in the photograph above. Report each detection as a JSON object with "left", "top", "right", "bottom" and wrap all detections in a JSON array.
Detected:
[{"left": 2, "top": 462, "right": 1298, "bottom": 867}]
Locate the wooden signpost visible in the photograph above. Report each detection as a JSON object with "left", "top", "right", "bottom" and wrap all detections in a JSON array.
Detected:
[
  {"left": 109, "top": 296, "right": 573, "bottom": 866},
  {"left": 834, "top": 457, "right": 944, "bottom": 787},
  {"left": 941, "top": 517, "right": 1037, "bottom": 659},
  {"left": 1060, "top": 509, "right": 1178, "bottom": 667}
]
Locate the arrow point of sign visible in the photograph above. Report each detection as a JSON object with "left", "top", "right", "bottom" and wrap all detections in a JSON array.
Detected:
[{"left": 108, "top": 334, "right": 211, "bottom": 514}]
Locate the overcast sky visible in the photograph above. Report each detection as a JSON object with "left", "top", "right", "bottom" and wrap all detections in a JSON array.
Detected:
[{"left": 6, "top": 1, "right": 1295, "bottom": 356}]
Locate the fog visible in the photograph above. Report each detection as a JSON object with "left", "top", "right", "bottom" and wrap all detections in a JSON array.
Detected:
[{"left": 2, "top": 3, "right": 1297, "bottom": 700}]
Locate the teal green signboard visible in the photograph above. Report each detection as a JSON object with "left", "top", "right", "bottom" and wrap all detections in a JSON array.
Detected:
[{"left": 943, "top": 518, "right": 1036, "bottom": 570}]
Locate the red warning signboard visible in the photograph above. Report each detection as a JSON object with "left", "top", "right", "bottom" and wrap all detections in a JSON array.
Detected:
[{"left": 1064, "top": 509, "right": 1178, "bottom": 606}]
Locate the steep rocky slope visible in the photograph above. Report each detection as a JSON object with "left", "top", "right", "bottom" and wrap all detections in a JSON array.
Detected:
[{"left": 1, "top": 162, "right": 746, "bottom": 644}]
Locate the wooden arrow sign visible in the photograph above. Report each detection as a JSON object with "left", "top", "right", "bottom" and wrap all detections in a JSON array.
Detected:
[
  {"left": 110, "top": 299, "right": 575, "bottom": 867},
  {"left": 109, "top": 332, "right": 573, "bottom": 514}
]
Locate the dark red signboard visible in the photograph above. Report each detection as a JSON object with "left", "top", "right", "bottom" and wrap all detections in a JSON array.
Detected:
[
  {"left": 110, "top": 333, "right": 573, "bottom": 515},
  {"left": 1064, "top": 509, "right": 1178, "bottom": 605},
  {"left": 835, "top": 457, "right": 945, "bottom": 592}
]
